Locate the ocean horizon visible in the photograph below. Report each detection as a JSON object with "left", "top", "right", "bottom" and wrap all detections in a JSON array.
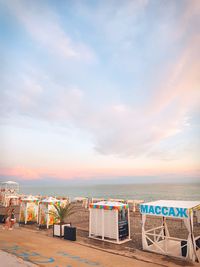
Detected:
[{"left": 20, "top": 183, "right": 200, "bottom": 202}]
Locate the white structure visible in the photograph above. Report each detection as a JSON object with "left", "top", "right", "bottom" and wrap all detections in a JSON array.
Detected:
[
  {"left": 0, "top": 181, "right": 20, "bottom": 207},
  {"left": 196, "top": 210, "right": 200, "bottom": 224},
  {"left": 38, "top": 197, "right": 60, "bottom": 229},
  {"left": 19, "top": 196, "right": 39, "bottom": 224},
  {"left": 89, "top": 201, "right": 131, "bottom": 244},
  {"left": 140, "top": 200, "right": 200, "bottom": 263}
]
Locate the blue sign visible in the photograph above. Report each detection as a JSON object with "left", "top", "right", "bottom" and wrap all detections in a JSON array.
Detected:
[{"left": 140, "top": 204, "right": 188, "bottom": 218}]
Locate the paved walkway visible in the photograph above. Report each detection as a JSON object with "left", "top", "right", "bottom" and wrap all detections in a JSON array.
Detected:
[
  {"left": 0, "top": 250, "right": 37, "bottom": 267},
  {"left": 0, "top": 227, "right": 195, "bottom": 267}
]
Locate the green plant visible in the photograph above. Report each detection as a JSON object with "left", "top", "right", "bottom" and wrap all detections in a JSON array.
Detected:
[{"left": 49, "top": 203, "right": 75, "bottom": 225}]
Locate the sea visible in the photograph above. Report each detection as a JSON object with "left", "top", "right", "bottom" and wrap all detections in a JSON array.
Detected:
[{"left": 20, "top": 183, "right": 200, "bottom": 202}]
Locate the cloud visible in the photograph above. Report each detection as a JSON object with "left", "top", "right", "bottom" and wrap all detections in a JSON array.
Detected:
[
  {"left": 0, "top": 61, "right": 86, "bottom": 122},
  {"left": 1, "top": 32, "right": 199, "bottom": 159},
  {"left": 75, "top": 0, "right": 149, "bottom": 43},
  {"left": 0, "top": 166, "right": 41, "bottom": 180},
  {"left": 3, "top": 0, "right": 95, "bottom": 62},
  {"left": 81, "top": 9, "right": 200, "bottom": 158},
  {"left": 1, "top": 0, "right": 199, "bottom": 162}
]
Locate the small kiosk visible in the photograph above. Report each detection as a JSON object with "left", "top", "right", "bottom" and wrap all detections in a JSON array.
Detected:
[
  {"left": 38, "top": 197, "right": 60, "bottom": 229},
  {"left": 140, "top": 200, "right": 200, "bottom": 263},
  {"left": 19, "top": 196, "right": 39, "bottom": 224},
  {"left": 89, "top": 201, "right": 130, "bottom": 244},
  {"left": 0, "top": 181, "right": 20, "bottom": 207}
]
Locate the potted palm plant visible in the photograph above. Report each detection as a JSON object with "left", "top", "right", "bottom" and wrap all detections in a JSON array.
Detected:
[{"left": 49, "top": 202, "right": 75, "bottom": 237}]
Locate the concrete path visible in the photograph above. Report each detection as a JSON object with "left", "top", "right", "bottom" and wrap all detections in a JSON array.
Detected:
[
  {"left": 0, "top": 227, "right": 195, "bottom": 267},
  {"left": 0, "top": 250, "right": 37, "bottom": 267}
]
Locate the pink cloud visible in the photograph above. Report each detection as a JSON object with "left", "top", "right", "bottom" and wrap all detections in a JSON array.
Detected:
[
  {"left": 1, "top": 163, "right": 199, "bottom": 181},
  {"left": 0, "top": 166, "right": 41, "bottom": 180}
]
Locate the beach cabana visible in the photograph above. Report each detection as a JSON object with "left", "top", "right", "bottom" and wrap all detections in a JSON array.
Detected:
[
  {"left": 89, "top": 201, "right": 130, "bottom": 244},
  {"left": 140, "top": 200, "right": 200, "bottom": 263},
  {"left": 38, "top": 197, "right": 60, "bottom": 229},
  {"left": 0, "top": 181, "right": 19, "bottom": 194},
  {"left": 19, "top": 196, "right": 39, "bottom": 224}
]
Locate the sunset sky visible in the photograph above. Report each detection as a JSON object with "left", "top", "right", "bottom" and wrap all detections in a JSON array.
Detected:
[{"left": 0, "top": 0, "right": 199, "bottom": 183}]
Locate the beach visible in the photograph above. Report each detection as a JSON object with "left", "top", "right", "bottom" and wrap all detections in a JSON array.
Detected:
[
  {"left": 1, "top": 201, "right": 200, "bottom": 266},
  {"left": 1, "top": 224, "right": 199, "bottom": 267},
  {"left": 1, "top": 0, "right": 200, "bottom": 265}
]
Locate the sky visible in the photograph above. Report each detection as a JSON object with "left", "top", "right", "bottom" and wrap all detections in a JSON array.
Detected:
[{"left": 0, "top": 0, "right": 200, "bottom": 183}]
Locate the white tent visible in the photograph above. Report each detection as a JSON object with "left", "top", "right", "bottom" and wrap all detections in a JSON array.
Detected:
[
  {"left": 0, "top": 181, "right": 19, "bottom": 192},
  {"left": 89, "top": 201, "right": 131, "bottom": 244},
  {"left": 140, "top": 200, "right": 200, "bottom": 263},
  {"left": 38, "top": 197, "right": 60, "bottom": 229},
  {"left": 19, "top": 196, "right": 39, "bottom": 224}
]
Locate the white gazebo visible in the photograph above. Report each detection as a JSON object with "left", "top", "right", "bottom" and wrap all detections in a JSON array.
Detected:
[
  {"left": 38, "top": 197, "right": 60, "bottom": 229},
  {"left": 0, "top": 181, "right": 20, "bottom": 207},
  {"left": 140, "top": 200, "right": 200, "bottom": 263},
  {"left": 89, "top": 201, "right": 131, "bottom": 244},
  {"left": 19, "top": 196, "right": 39, "bottom": 224}
]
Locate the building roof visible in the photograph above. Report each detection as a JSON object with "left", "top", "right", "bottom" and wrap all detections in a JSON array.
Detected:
[
  {"left": 90, "top": 201, "right": 128, "bottom": 210},
  {"left": 142, "top": 200, "right": 200, "bottom": 209},
  {"left": 1, "top": 181, "right": 19, "bottom": 185}
]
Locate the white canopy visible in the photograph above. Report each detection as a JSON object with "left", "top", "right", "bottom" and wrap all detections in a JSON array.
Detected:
[
  {"left": 21, "top": 195, "right": 39, "bottom": 201},
  {"left": 0, "top": 181, "right": 19, "bottom": 190},
  {"left": 92, "top": 201, "right": 127, "bottom": 207},
  {"left": 140, "top": 200, "right": 200, "bottom": 262},
  {"left": 74, "top": 197, "right": 88, "bottom": 201},
  {"left": 2, "top": 181, "right": 18, "bottom": 184},
  {"left": 41, "top": 197, "right": 58, "bottom": 203},
  {"left": 5, "top": 195, "right": 19, "bottom": 199},
  {"left": 140, "top": 200, "right": 200, "bottom": 219}
]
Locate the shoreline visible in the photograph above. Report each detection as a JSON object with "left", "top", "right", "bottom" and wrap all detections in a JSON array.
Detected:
[{"left": 18, "top": 183, "right": 200, "bottom": 202}]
